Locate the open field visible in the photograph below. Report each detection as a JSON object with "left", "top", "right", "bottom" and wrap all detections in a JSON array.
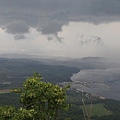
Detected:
[
  {"left": 0, "top": 89, "right": 10, "bottom": 94},
  {"left": 81, "top": 103, "right": 111, "bottom": 117}
]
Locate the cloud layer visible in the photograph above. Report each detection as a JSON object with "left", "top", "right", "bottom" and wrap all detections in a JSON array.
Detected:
[
  {"left": 6, "top": 21, "right": 30, "bottom": 34},
  {"left": 0, "top": 0, "right": 120, "bottom": 40}
]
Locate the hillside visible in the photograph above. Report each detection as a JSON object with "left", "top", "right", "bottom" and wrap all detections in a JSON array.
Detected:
[{"left": 0, "top": 58, "right": 79, "bottom": 89}]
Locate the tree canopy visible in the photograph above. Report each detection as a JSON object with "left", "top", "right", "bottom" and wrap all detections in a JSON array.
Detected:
[{"left": 0, "top": 73, "right": 70, "bottom": 120}]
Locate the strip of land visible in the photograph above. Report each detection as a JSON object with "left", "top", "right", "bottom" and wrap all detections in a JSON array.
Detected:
[{"left": 0, "top": 89, "right": 10, "bottom": 94}]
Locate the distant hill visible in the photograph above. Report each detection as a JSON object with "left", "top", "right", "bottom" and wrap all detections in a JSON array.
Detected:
[
  {"left": 0, "top": 58, "right": 79, "bottom": 89},
  {"left": 1, "top": 53, "right": 120, "bottom": 70}
]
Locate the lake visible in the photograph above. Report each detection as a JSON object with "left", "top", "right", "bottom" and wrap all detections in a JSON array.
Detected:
[{"left": 71, "top": 68, "right": 120, "bottom": 100}]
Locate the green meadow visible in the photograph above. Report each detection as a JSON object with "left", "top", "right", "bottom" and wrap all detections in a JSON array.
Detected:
[{"left": 81, "top": 103, "right": 111, "bottom": 117}]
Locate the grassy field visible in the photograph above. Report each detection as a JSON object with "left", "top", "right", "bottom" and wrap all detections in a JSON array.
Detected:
[
  {"left": 81, "top": 103, "right": 111, "bottom": 117},
  {"left": 0, "top": 89, "right": 10, "bottom": 94}
]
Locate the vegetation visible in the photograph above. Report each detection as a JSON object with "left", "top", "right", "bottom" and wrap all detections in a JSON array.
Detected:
[
  {"left": 0, "top": 58, "right": 79, "bottom": 89},
  {"left": 81, "top": 103, "right": 111, "bottom": 117},
  {"left": 0, "top": 58, "right": 120, "bottom": 119},
  {"left": 0, "top": 73, "right": 70, "bottom": 120},
  {"left": 0, "top": 93, "right": 20, "bottom": 107},
  {"left": 1, "top": 82, "right": 120, "bottom": 120},
  {"left": 92, "top": 99, "right": 120, "bottom": 120}
]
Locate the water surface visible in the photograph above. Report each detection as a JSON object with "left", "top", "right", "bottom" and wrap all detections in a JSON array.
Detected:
[{"left": 71, "top": 68, "right": 120, "bottom": 100}]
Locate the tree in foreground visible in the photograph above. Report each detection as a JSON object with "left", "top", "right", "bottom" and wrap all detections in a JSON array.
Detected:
[{"left": 9, "top": 73, "right": 70, "bottom": 120}]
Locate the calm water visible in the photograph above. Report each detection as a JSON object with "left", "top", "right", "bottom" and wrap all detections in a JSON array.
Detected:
[{"left": 71, "top": 68, "right": 120, "bottom": 100}]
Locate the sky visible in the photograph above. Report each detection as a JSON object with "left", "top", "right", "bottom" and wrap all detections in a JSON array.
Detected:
[{"left": 0, "top": 0, "right": 120, "bottom": 59}]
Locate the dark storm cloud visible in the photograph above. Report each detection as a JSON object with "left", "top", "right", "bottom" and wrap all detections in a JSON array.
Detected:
[
  {"left": 6, "top": 21, "right": 30, "bottom": 34},
  {"left": 0, "top": 0, "right": 120, "bottom": 40},
  {"left": 38, "top": 21, "right": 63, "bottom": 35}
]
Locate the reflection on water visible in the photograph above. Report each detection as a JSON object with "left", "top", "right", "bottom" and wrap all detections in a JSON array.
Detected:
[{"left": 71, "top": 68, "right": 120, "bottom": 100}]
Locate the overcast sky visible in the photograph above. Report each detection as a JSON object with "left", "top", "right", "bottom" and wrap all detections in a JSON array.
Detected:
[{"left": 0, "top": 0, "right": 120, "bottom": 59}]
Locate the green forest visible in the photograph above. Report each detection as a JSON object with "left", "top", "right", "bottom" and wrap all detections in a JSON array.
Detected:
[{"left": 1, "top": 73, "right": 120, "bottom": 120}]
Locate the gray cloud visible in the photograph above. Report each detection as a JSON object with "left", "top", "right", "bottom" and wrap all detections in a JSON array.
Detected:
[
  {"left": 55, "top": 35, "right": 63, "bottom": 43},
  {"left": 47, "top": 36, "right": 53, "bottom": 41},
  {"left": 79, "top": 35, "right": 104, "bottom": 46},
  {"left": 0, "top": 0, "right": 120, "bottom": 40},
  {"left": 14, "top": 34, "right": 27, "bottom": 40},
  {"left": 40, "top": 21, "right": 63, "bottom": 35},
  {"left": 47, "top": 34, "right": 63, "bottom": 43},
  {"left": 6, "top": 21, "right": 30, "bottom": 34}
]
